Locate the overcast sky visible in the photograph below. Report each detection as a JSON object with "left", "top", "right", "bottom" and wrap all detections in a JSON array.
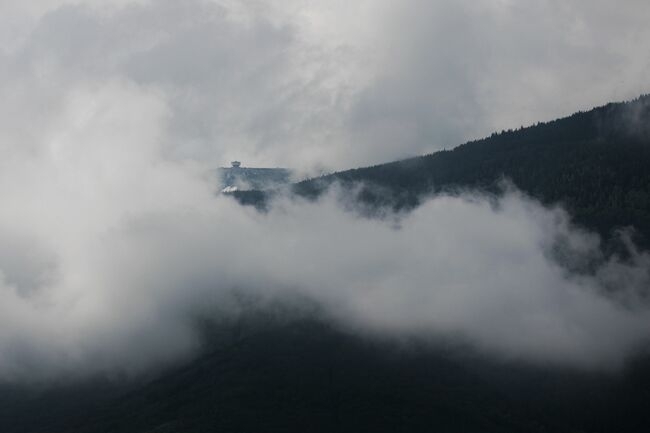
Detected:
[
  {"left": 1, "top": 0, "right": 649, "bottom": 171},
  {"left": 1, "top": 1, "right": 650, "bottom": 383}
]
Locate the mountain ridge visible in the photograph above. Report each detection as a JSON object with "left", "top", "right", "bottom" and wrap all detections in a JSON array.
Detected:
[{"left": 233, "top": 95, "right": 650, "bottom": 246}]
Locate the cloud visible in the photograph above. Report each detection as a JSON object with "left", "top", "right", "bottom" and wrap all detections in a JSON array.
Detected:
[
  {"left": 0, "top": 0, "right": 363, "bottom": 172},
  {"left": 0, "top": 0, "right": 649, "bottom": 382},
  {"left": 0, "top": 82, "right": 649, "bottom": 380},
  {"left": 2, "top": 0, "right": 649, "bottom": 171}
]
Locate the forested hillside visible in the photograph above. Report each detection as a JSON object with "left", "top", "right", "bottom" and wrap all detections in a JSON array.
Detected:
[
  {"left": 235, "top": 95, "right": 650, "bottom": 246},
  {"left": 3, "top": 315, "right": 650, "bottom": 433}
]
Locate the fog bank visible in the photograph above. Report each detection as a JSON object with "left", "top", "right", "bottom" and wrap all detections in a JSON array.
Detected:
[{"left": 1, "top": 116, "right": 649, "bottom": 380}]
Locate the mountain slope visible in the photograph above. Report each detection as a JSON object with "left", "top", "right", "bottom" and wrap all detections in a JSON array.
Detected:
[
  {"left": 235, "top": 95, "right": 650, "bottom": 245},
  {"left": 3, "top": 317, "right": 650, "bottom": 433}
]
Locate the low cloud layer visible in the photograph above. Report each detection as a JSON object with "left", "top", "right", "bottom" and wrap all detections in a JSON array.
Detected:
[
  {"left": 0, "top": 79, "right": 649, "bottom": 381},
  {"left": 1, "top": 1, "right": 650, "bottom": 382}
]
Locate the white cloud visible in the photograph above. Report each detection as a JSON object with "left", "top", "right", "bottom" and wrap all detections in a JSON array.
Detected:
[
  {"left": 0, "top": 90, "right": 649, "bottom": 379},
  {"left": 0, "top": 0, "right": 649, "bottom": 382},
  {"left": 2, "top": 0, "right": 649, "bottom": 170}
]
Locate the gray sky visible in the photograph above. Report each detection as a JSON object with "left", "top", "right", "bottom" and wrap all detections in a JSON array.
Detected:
[
  {"left": 1, "top": 0, "right": 649, "bottom": 171},
  {"left": 0, "top": 1, "right": 650, "bottom": 382}
]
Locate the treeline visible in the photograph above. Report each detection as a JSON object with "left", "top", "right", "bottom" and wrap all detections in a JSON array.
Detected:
[{"left": 234, "top": 95, "right": 650, "bottom": 246}]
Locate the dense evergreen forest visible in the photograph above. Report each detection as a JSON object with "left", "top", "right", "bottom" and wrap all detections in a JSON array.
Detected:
[
  {"left": 235, "top": 95, "right": 650, "bottom": 247},
  {"left": 2, "top": 97, "right": 650, "bottom": 433}
]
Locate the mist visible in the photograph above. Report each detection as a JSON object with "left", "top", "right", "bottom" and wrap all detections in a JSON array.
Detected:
[
  {"left": 1, "top": 92, "right": 650, "bottom": 381},
  {"left": 1, "top": 0, "right": 650, "bottom": 383}
]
